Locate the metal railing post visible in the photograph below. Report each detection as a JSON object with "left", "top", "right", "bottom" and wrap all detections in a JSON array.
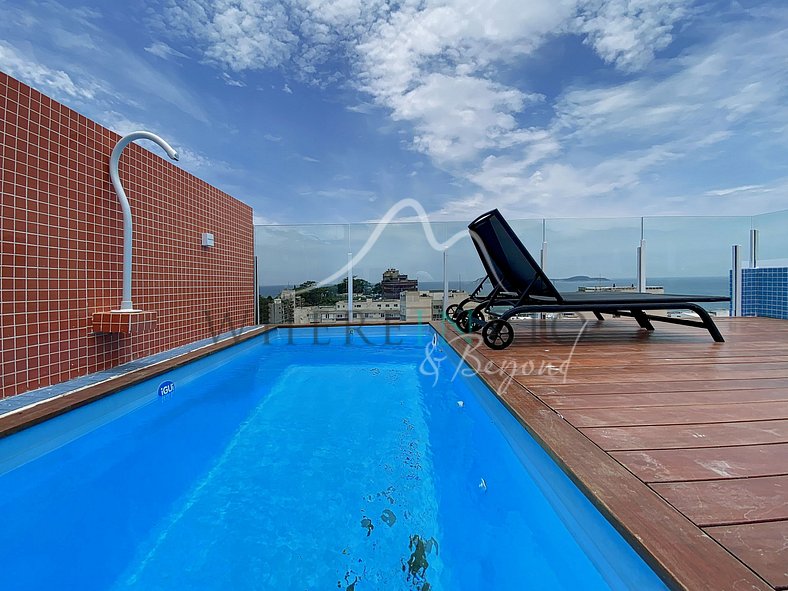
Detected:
[
  {"left": 347, "top": 252, "right": 353, "bottom": 323},
  {"left": 540, "top": 220, "right": 547, "bottom": 320},
  {"left": 442, "top": 250, "right": 448, "bottom": 319},
  {"left": 732, "top": 245, "right": 742, "bottom": 316},
  {"left": 637, "top": 240, "right": 646, "bottom": 293},
  {"left": 254, "top": 255, "right": 259, "bottom": 324},
  {"left": 749, "top": 229, "right": 758, "bottom": 269}
]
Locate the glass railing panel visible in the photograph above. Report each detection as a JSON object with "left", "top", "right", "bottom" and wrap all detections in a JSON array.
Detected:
[
  {"left": 347, "top": 222, "right": 445, "bottom": 290},
  {"left": 509, "top": 218, "right": 550, "bottom": 262},
  {"left": 254, "top": 224, "right": 349, "bottom": 324},
  {"left": 439, "top": 219, "right": 486, "bottom": 320},
  {"left": 442, "top": 220, "right": 485, "bottom": 295},
  {"left": 348, "top": 221, "right": 444, "bottom": 322},
  {"left": 441, "top": 218, "right": 543, "bottom": 308},
  {"left": 544, "top": 217, "right": 642, "bottom": 291},
  {"left": 643, "top": 216, "right": 750, "bottom": 298},
  {"left": 253, "top": 212, "right": 776, "bottom": 324},
  {"left": 752, "top": 208, "right": 788, "bottom": 267}
]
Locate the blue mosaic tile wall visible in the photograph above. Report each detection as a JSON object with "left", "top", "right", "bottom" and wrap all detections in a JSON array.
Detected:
[{"left": 731, "top": 267, "right": 788, "bottom": 319}]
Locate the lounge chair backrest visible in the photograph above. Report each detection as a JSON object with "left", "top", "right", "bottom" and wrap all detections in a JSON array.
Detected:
[{"left": 468, "top": 209, "right": 562, "bottom": 300}]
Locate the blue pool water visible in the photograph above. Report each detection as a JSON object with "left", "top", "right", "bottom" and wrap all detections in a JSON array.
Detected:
[{"left": 0, "top": 325, "right": 667, "bottom": 590}]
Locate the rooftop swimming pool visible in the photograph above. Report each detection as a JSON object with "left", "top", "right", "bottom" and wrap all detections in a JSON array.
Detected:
[{"left": 0, "top": 325, "right": 667, "bottom": 590}]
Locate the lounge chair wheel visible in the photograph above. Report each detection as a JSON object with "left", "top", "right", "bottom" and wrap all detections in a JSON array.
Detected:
[
  {"left": 482, "top": 319, "right": 514, "bottom": 350},
  {"left": 456, "top": 309, "right": 471, "bottom": 333},
  {"left": 445, "top": 304, "right": 459, "bottom": 320},
  {"left": 469, "top": 309, "right": 486, "bottom": 332}
]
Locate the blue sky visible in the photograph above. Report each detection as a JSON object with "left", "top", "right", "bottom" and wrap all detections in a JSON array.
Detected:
[{"left": 2, "top": 0, "right": 787, "bottom": 228}]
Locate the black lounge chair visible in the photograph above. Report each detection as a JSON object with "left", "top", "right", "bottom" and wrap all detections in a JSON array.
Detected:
[{"left": 453, "top": 209, "right": 729, "bottom": 350}]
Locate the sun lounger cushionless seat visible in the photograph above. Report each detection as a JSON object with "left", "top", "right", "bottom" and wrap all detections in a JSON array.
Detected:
[{"left": 453, "top": 209, "right": 729, "bottom": 349}]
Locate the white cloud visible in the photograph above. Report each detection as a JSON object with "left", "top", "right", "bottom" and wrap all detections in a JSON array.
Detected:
[
  {"left": 0, "top": 1, "right": 210, "bottom": 123},
  {"left": 414, "top": 10, "right": 787, "bottom": 218},
  {"left": 555, "top": 27, "right": 788, "bottom": 144},
  {"left": 704, "top": 185, "right": 767, "bottom": 197},
  {"left": 160, "top": 0, "right": 298, "bottom": 71},
  {"left": 176, "top": 146, "right": 229, "bottom": 172},
  {"left": 462, "top": 153, "right": 652, "bottom": 215},
  {"left": 387, "top": 73, "right": 542, "bottom": 164},
  {"left": 157, "top": 0, "right": 389, "bottom": 81},
  {"left": 96, "top": 111, "right": 236, "bottom": 177},
  {"left": 263, "top": 133, "right": 282, "bottom": 142},
  {"left": 573, "top": 0, "right": 690, "bottom": 72},
  {"left": 670, "top": 178, "right": 788, "bottom": 216},
  {"left": 356, "top": 0, "right": 574, "bottom": 98},
  {"left": 98, "top": 111, "right": 151, "bottom": 136},
  {"left": 51, "top": 28, "right": 97, "bottom": 51},
  {"left": 9, "top": 0, "right": 785, "bottom": 219},
  {"left": 0, "top": 41, "right": 100, "bottom": 100},
  {"left": 145, "top": 41, "right": 188, "bottom": 61},
  {"left": 346, "top": 101, "right": 375, "bottom": 114},
  {"left": 152, "top": 0, "right": 696, "bottom": 175},
  {"left": 349, "top": 0, "right": 694, "bottom": 172},
  {"left": 253, "top": 213, "right": 275, "bottom": 225},
  {"left": 313, "top": 187, "right": 377, "bottom": 200},
  {"left": 221, "top": 72, "right": 246, "bottom": 86}
]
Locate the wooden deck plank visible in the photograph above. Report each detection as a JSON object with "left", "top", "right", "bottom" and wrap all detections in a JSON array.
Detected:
[
  {"left": 612, "top": 443, "right": 788, "bottom": 482},
  {"left": 524, "top": 351, "right": 788, "bottom": 363},
  {"left": 529, "top": 378, "right": 788, "bottom": 397},
  {"left": 705, "top": 521, "right": 788, "bottom": 590},
  {"left": 541, "top": 388, "right": 788, "bottom": 409},
  {"left": 521, "top": 365, "right": 788, "bottom": 386},
  {"left": 512, "top": 354, "right": 788, "bottom": 369},
  {"left": 561, "top": 401, "right": 788, "bottom": 427},
  {"left": 581, "top": 419, "right": 788, "bottom": 451},
  {"left": 651, "top": 475, "right": 788, "bottom": 526}
]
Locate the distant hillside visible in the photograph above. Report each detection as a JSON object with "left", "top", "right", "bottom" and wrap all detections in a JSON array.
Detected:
[{"left": 556, "top": 275, "right": 611, "bottom": 282}]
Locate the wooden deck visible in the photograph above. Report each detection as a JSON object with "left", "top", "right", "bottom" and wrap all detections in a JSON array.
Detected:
[{"left": 435, "top": 317, "right": 788, "bottom": 591}]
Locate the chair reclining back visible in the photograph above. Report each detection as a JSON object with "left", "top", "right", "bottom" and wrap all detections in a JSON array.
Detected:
[{"left": 468, "top": 209, "right": 562, "bottom": 301}]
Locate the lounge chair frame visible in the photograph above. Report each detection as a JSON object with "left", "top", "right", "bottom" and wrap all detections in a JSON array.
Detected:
[{"left": 454, "top": 210, "right": 729, "bottom": 348}]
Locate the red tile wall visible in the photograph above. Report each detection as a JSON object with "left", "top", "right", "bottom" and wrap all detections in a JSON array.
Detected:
[{"left": 0, "top": 72, "right": 255, "bottom": 398}]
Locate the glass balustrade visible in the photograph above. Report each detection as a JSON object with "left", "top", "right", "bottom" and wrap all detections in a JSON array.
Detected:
[{"left": 254, "top": 209, "right": 787, "bottom": 324}]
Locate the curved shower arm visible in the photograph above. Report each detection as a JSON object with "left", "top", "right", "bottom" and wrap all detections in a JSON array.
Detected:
[{"left": 109, "top": 131, "right": 179, "bottom": 312}]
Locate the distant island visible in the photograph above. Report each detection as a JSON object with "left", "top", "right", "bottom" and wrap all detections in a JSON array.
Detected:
[{"left": 556, "top": 275, "right": 611, "bottom": 282}]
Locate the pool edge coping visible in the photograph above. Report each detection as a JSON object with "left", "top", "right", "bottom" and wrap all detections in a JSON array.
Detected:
[
  {"left": 429, "top": 319, "right": 773, "bottom": 591},
  {"left": 0, "top": 326, "right": 277, "bottom": 439}
]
